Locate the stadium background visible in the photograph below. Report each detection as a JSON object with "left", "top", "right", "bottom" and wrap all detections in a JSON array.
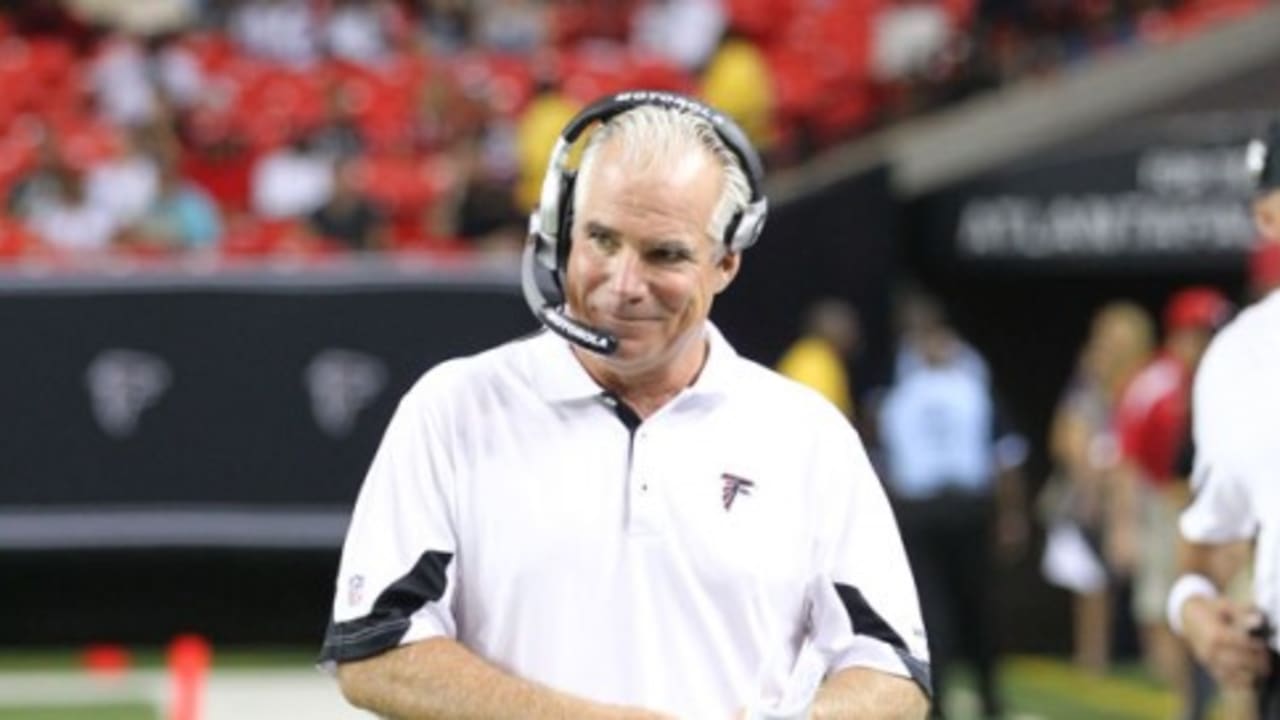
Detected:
[{"left": 2, "top": 0, "right": 1278, "bottom": 717}]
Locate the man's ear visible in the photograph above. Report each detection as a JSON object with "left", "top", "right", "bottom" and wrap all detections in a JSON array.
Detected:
[{"left": 714, "top": 250, "right": 741, "bottom": 294}]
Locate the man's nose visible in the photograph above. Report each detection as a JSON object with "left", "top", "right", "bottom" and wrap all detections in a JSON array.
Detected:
[{"left": 609, "top": 247, "right": 646, "bottom": 299}]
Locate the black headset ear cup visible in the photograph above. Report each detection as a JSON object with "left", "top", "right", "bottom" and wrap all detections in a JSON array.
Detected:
[{"left": 555, "top": 171, "right": 577, "bottom": 272}]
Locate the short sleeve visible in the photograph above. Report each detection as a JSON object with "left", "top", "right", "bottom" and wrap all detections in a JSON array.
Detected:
[
  {"left": 1181, "top": 342, "right": 1258, "bottom": 543},
  {"left": 319, "top": 377, "right": 461, "bottom": 668},
  {"left": 807, "top": 421, "right": 932, "bottom": 698}
]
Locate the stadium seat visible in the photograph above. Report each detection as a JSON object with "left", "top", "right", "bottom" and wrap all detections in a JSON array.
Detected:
[
  {"left": 449, "top": 52, "right": 535, "bottom": 118},
  {"left": 725, "top": 0, "right": 796, "bottom": 43},
  {"left": 0, "top": 218, "right": 39, "bottom": 260},
  {"left": 354, "top": 154, "right": 450, "bottom": 217}
]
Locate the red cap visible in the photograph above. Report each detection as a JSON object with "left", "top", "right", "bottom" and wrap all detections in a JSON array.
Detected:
[
  {"left": 1164, "top": 286, "right": 1232, "bottom": 333},
  {"left": 1250, "top": 241, "right": 1280, "bottom": 292}
]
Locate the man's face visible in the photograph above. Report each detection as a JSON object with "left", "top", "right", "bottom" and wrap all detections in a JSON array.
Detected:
[
  {"left": 563, "top": 139, "right": 740, "bottom": 373},
  {"left": 1252, "top": 189, "right": 1280, "bottom": 240}
]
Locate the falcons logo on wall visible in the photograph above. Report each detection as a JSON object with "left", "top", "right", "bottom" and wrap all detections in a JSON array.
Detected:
[{"left": 721, "top": 473, "right": 755, "bottom": 511}]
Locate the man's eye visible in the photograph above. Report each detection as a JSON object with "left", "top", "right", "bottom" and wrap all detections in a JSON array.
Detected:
[
  {"left": 651, "top": 247, "right": 691, "bottom": 263},
  {"left": 589, "top": 230, "right": 618, "bottom": 249}
]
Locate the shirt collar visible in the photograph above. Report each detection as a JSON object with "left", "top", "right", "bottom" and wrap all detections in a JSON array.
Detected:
[{"left": 529, "top": 321, "right": 740, "bottom": 404}]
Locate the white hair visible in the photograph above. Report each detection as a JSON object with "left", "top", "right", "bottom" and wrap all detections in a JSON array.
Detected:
[{"left": 573, "top": 105, "right": 753, "bottom": 251}]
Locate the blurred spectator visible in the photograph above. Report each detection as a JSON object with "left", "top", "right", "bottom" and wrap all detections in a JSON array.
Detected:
[
  {"left": 1039, "top": 301, "right": 1155, "bottom": 675},
  {"left": 412, "top": 65, "right": 470, "bottom": 153},
  {"left": 91, "top": 35, "right": 160, "bottom": 128},
  {"left": 1110, "top": 286, "right": 1233, "bottom": 720},
  {"left": 415, "top": 0, "right": 474, "bottom": 55},
  {"left": 86, "top": 126, "right": 169, "bottom": 226},
  {"left": 251, "top": 136, "right": 335, "bottom": 219},
  {"left": 309, "top": 82, "right": 367, "bottom": 159},
  {"left": 455, "top": 126, "right": 523, "bottom": 253},
  {"left": 90, "top": 32, "right": 204, "bottom": 128},
  {"left": 180, "top": 117, "right": 256, "bottom": 214},
  {"left": 474, "top": 0, "right": 546, "bottom": 54},
  {"left": 631, "top": 0, "right": 725, "bottom": 72},
  {"left": 776, "top": 297, "right": 861, "bottom": 420},
  {"left": 878, "top": 289, "right": 1027, "bottom": 719},
  {"left": 7, "top": 130, "right": 67, "bottom": 219},
  {"left": 514, "top": 78, "right": 580, "bottom": 213},
  {"left": 25, "top": 162, "right": 120, "bottom": 253},
  {"left": 124, "top": 153, "right": 223, "bottom": 250},
  {"left": 895, "top": 295, "right": 989, "bottom": 382},
  {"left": 307, "top": 158, "right": 387, "bottom": 251},
  {"left": 229, "top": 0, "right": 321, "bottom": 66},
  {"left": 871, "top": 1, "right": 955, "bottom": 83},
  {"left": 323, "top": 0, "right": 395, "bottom": 65},
  {"left": 699, "top": 33, "right": 774, "bottom": 152}
]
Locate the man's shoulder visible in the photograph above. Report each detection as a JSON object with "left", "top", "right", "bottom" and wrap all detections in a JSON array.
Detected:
[
  {"left": 1211, "top": 291, "right": 1280, "bottom": 356},
  {"left": 1199, "top": 292, "right": 1280, "bottom": 393}
]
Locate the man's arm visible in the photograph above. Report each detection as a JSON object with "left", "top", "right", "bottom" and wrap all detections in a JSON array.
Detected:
[
  {"left": 1173, "top": 538, "right": 1270, "bottom": 690},
  {"left": 336, "top": 637, "right": 673, "bottom": 720},
  {"left": 810, "top": 667, "right": 928, "bottom": 720}
]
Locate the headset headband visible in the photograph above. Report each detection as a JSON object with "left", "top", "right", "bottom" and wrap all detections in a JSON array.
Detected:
[
  {"left": 534, "top": 90, "right": 769, "bottom": 264},
  {"left": 558, "top": 91, "right": 766, "bottom": 198}
]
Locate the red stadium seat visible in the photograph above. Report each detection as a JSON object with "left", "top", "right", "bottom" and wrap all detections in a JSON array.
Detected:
[
  {"left": 354, "top": 154, "right": 450, "bottom": 218},
  {"left": 220, "top": 217, "right": 301, "bottom": 258},
  {"left": 725, "top": 0, "right": 797, "bottom": 43},
  {"left": 56, "top": 119, "right": 123, "bottom": 168},
  {"left": 0, "top": 218, "right": 39, "bottom": 260},
  {"left": 182, "top": 32, "right": 236, "bottom": 73},
  {"left": 448, "top": 52, "right": 535, "bottom": 118},
  {"left": 556, "top": 47, "right": 636, "bottom": 104},
  {"left": 625, "top": 53, "right": 696, "bottom": 95}
]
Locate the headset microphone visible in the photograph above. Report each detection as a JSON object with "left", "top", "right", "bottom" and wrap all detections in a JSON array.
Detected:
[{"left": 520, "top": 238, "right": 618, "bottom": 354}]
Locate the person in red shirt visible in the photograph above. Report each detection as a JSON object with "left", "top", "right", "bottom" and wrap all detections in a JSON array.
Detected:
[{"left": 1110, "top": 286, "right": 1232, "bottom": 720}]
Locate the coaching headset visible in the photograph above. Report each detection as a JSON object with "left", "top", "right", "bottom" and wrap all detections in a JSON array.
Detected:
[{"left": 521, "top": 90, "right": 769, "bottom": 355}]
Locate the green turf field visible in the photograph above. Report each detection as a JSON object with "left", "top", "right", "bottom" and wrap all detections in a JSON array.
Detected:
[
  {"left": 0, "top": 705, "right": 156, "bottom": 720},
  {"left": 0, "top": 651, "right": 1227, "bottom": 720}
]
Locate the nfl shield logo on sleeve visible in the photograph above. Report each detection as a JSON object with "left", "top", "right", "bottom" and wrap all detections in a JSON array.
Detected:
[{"left": 347, "top": 574, "right": 365, "bottom": 607}]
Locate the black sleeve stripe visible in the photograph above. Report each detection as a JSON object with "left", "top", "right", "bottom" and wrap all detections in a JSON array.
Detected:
[
  {"left": 319, "top": 550, "right": 454, "bottom": 664},
  {"left": 893, "top": 648, "right": 934, "bottom": 699},
  {"left": 833, "top": 582, "right": 933, "bottom": 699}
]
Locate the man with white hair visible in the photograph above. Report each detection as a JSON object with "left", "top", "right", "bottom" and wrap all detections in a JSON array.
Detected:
[{"left": 321, "top": 92, "right": 931, "bottom": 719}]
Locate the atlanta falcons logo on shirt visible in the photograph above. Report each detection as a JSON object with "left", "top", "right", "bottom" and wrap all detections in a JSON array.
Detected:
[{"left": 721, "top": 473, "right": 755, "bottom": 511}]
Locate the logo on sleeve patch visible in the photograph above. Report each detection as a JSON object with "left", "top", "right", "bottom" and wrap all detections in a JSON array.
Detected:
[
  {"left": 721, "top": 473, "right": 755, "bottom": 511},
  {"left": 347, "top": 574, "right": 365, "bottom": 607}
]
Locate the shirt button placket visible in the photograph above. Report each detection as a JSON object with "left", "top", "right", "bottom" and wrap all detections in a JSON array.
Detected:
[{"left": 628, "top": 427, "right": 663, "bottom": 536}]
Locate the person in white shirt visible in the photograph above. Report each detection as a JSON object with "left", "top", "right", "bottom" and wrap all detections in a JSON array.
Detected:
[
  {"left": 250, "top": 137, "right": 334, "bottom": 219},
  {"left": 1167, "top": 124, "right": 1280, "bottom": 718},
  {"left": 27, "top": 163, "right": 119, "bottom": 253},
  {"left": 228, "top": 0, "right": 320, "bottom": 66},
  {"left": 322, "top": 92, "right": 931, "bottom": 719}
]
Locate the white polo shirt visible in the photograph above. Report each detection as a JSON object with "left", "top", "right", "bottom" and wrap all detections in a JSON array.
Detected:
[
  {"left": 322, "top": 324, "right": 930, "bottom": 717},
  {"left": 1182, "top": 290, "right": 1280, "bottom": 652}
]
